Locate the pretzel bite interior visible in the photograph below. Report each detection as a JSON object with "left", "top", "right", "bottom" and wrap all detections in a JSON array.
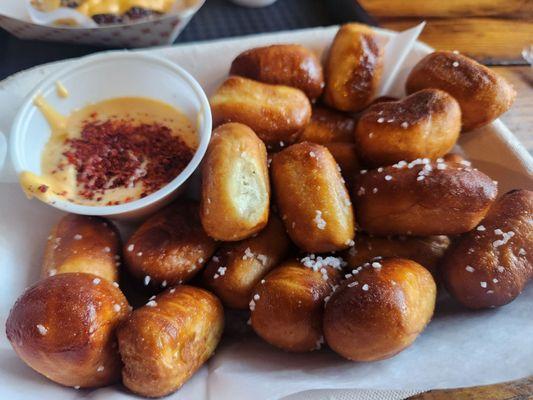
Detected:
[
  {"left": 406, "top": 51, "right": 516, "bottom": 131},
  {"left": 117, "top": 285, "right": 224, "bottom": 398},
  {"left": 124, "top": 200, "right": 217, "bottom": 288},
  {"left": 201, "top": 123, "right": 270, "bottom": 241},
  {"left": 42, "top": 214, "right": 121, "bottom": 282},
  {"left": 210, "top": 76, "right": 311, "bottom": 146},
  {"left": 324, "top": 258, "right": 436, "bottom": 361},
  {"left": 441, "top": 189, "right": 533, "bottom": 309},
  {"left": 324, "top": 23, "right": 384, "bottom": 112},
  {"left": 272, "top": 142, "right": 355, "bottom": 252},
  {"left": 230, "top": 44, "right": 324, "bottom": 101},
  {"left": 355, "top": 89, "right": 461, "bottom": 168},
  {"left": 250, "top": 257, "right": 343, "bottom": 352},
  {"left": 203, "top": 214, "right": 291, "bottom": 309},
  {"left": 343, "top": 234, "right": 450, "bottom": 278},
  {"left": 353, "top": 159, "right": 498, "bottom": 236},
  {"left": 6, "top": 273, "right": 130, "bottom": 388}
]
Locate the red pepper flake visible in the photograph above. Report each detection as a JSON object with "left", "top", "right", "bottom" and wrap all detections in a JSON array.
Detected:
[
  {"left": 38, "top": 184, "right": 49, "bottom": 193},
  {"left": 63, "top": 119, "right": 195, "bottom": 202}
]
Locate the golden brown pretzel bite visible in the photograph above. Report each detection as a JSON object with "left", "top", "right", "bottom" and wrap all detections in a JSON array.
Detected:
[
  {"left": 230, "top": 44, "right": 324, "bottom": 101},
  {"left": 203, "top": 215, "right": 291, "bottom": 309},
  {"left": 271, "top": 142, "right": 355, "bottom": 253},
  {"left": 441, "top": 190, "right": 533, "bottom": 309},
  {"left": 210, "top": 76, "right": 312, "bottom": 146},
  {"left": 117, "top": 285, "right": 224, "bottom": 398},
  {"left": 299, "top": 106, "right": 356, "bottom": 144},
  {"left": 125, "top": 200, "right": 217, "bottom": 288},
  {"left": 42, "top": 214, "right": 120, "bottom": 282},
  {"left": 324, "top": 23, "right": 384, "bottom": 112},
  {"left": 343, "top": 234, "right": 450, "bottom": 278},
  {"left": 201, "top": 123, "right": 270, "bottom": 241},
  {"left": 353, "top": 159, "right": 498, "bottom": 236},
  {"left": 355, "top": 89, "right": 461, "bottom": 168},
  {"left": 250, "top": 257, "right": 343, "bottom": 352},
  {"left": 406, "top": 51, "right": 516, "bottom": 131},
  {"left": 324, "top": 258, "right": 436, "bottom": 361},
  {"left": 323, "top": 142, "right": 360, "bottom": 183},
  {"left": 6, "top": 273, "right": 130, "bottom": 388}
]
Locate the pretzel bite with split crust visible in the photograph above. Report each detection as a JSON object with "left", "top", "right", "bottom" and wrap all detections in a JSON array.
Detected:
[
  {"left": 271, "top": 142, "right": 355, "bottom": 253},
  {"left": 250, "top": 258, "right": 343, "bottom": 352},
  {"left": 441, "top": 190, "right": 533, "bottom": 309},
  {"left": 343, "top": 234, "right": 450, "bottom": 277},
  {"left": 6, "top": 273, "right": 130, "bottom": 388},
  {"left": 299, "top": 106, "right": 356, "bottom": 144},
  {"left": 355, "top": 89, "right": 461, "bottom": 168},
  {"left": 117, "top": 285, "right": 224, "bottom": 398},
  {"left": 42, "top": 214, "right": 121, "bottom": 282},
  {"left": 125, "top": 201, "right": 216, "bottom": 288},
  {"left": 324, "top": 23, "right": 384, "bottom": 112},
  {"left": 406, "top": 51, "right": 516, "bottom": 131},
  {"left": 203, "top": 214, "right": 291, "bottom": 309},
  {"left": 201, "top": 123, "right": 270, "bottom": 241},
  {"left": 324, "top": 258, "right": 436, "bottom": 361},
  {"left": 353, "top": 159, "right": 497, "bottom": 236},
  {"left": 230, "top": 44, "right": 324, "bottom": 101},
  {"left": 210, "top": 76, "right": 312, "bottom": 146}
]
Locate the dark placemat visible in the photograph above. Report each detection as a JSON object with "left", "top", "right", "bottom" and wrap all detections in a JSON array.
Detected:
[{"left": 0, "top": 0, "right": 373, "bottom": 80}]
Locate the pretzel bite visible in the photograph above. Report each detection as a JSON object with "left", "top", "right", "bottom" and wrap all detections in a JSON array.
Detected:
[
  {"left": 353, "top": 159, "right": 497, "bottom": 236},
  {"left": 125, "top": 201, "right": 217, "bottom": 288},
  {"left": 324, "top": 258, "right": 436, "bottom": 361},
  {"left": 344, "top": 234, "right": 450, "bottom": 277},
  {"left": 250, "top": 257, "right": 343, "bottom": 352},
  {"left": 324, "top": 23, "right": 384, "bottom": 112},
  {"left": 355, "top": 89, "right": 461, "bottom": 168},
  {"left": 299, "top": 106, "right": 356, "bottom": 144},
  {"left": 201, "top": 123, "right": 270, "bottom": 241},
  {"left": 441, "top": 190, "right": 533, "bottom": 309},
  {"left": 203, "top": 215, "right": 290, "bottom": 309},
  {"left": 271, "top": 142, "right": 355, "bottom": 253},
  {"left": 210, "top": 76, "right": 312, "bottom": 146},
  {"left": 406, "top": 51, "right": 516, "bottom": 131},
  {"left": 323, "top": 142, "right": 360, "bottom": 183},
  {"left": 230, "top": 44, "right": 324, "bottom": 101},
  {"left": 42, "top": 214, "right": 120, "bottom": 282},
  {"left": 6, "top": 273, "right": 129, "bottom": 388},
  {"left": 117, "top": 285, "right": 224, "bottom": 398}
]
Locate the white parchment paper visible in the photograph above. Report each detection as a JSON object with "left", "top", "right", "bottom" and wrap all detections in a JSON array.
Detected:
[{"left": 0, "top": 26, "right": 532, "bottom": 400}]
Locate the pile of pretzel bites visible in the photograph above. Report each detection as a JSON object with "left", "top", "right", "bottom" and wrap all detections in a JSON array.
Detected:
[{"left": 6, "top": 23, "right": 532, "bottom": 398}]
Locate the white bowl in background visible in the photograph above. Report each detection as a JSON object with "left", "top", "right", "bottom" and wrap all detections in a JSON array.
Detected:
[{"left": 10, "top": 51, "right": 212, "bottom": 220}]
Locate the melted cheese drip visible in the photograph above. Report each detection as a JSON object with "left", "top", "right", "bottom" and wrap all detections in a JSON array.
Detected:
[{"left": 21, "top": 96, "right": 197, "bottom": 206}]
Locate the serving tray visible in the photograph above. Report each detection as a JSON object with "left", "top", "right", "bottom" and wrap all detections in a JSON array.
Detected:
[{"left": 0, "top": 26, "right": 532, "bottom": 400}]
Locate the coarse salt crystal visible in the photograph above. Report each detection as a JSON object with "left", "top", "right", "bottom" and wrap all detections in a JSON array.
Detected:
[
  {"left": 112, "top": 282, "right": 119, "bottom": 287},
  {"left": 314, "top": 210, "right": 327, "bottom": 230},
  {"left": 97, "top": 366, "right": 104, "bottom": 372},
  {"left": 136, "top": 252, "right": 143, "bottom": 257},
  {"left": 212, "top": 256, "right": 220, "bottom": 262},
  {"left": 465, "top": 266, "right": 475, "bottom": 273},
  {"left": 347, "top": 281, "right": 358, "bottom": 288},
  {"left": 127, "top": 244, "right": 134, "bottom": 252},
  {"left": 48, "top": 269, "right": 57, "bottom": 276},
  {"left": 309, "top": 151, "right": 316, "bottom": 158},
  {"left": 36, "top": 324, "right": 48, "bottom": 335},
  {"left": 74, "top": 234, "right": 82, "bottom": 240},
  {"left": 253, "top": 294, "right": 260, "bottom": 301},
  {"left": 146, "top": 300, "right": 157, "bottom": 307},
  {"left": 492, "top": 278, "right": 499, "bottom": 283},
  {"left": 497, "top": 266, "right": 505, "bottom": 273},
  {"left": 377, "top": 118, "right": 385, "bottom": 123},
  {"left": 452, "top": 61, "right": 459, "bottom": 67},
  {"left": 113, "top": 304, "right": 121, "bottom": 312},
  {"left": 144, "top": 275, "right": 151, "bottom": 286},
  {"left": 417, "top": 176, "right": 425, "bottom": 181},
  {"left": 243, "top": 247, "right": 254, "bottom": 260},
  {"left": 518, "top": 248, "right": 527, "bottom": 256},
  {"left": 372, "top": 187, "right": 378, "bottom": 194},
  {"left": 249, "top": 299, "right": 256, "bottom": 311},
  {"left": 362, "top": 284, "right": 369, "bottom": 291},
  {"left": 372, "top": 262, "right": 382, "bottom": 269},
  {"left": 360, "top": 169, "right": 367, "bottom": 174},
  {"left": 161, "top": 280, "right": 167, "bottom": 288},
  {"left": 92, "top": 278, "right": 101, "bottom": 285},
  {"left": 103, "top": 246, "right": 111, "bottom": 253},
  {"left": 480, "top": 281, "right": 487, "bottom": 288},
  {"left": 476, "top": 225, "right": 486, "bottom": 231},
  {"left": 384, "top": 175, "right": 392, "bottom": 181},
  {"left": 401, "top": 122, "right": 409, "bottom": 129}
]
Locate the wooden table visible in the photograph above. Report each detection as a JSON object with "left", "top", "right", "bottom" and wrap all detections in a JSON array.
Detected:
[
  {"left": 356, "top": 2, "right": 533, "bottom": 398},
  {"left": 358, "top": 0, "right": 533, "bottom": 154}
]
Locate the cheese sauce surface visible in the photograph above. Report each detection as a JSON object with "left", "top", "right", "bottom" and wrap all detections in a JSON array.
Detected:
[{"left": 21, "top": 96, "right": 197, "bottom": 206}]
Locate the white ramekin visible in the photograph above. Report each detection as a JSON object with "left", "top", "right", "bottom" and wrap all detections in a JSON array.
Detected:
[{"left": 10, "top": 51, "right": 212, "bottom": 220}]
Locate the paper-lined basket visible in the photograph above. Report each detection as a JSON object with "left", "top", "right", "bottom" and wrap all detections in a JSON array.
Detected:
[{"left": 0, "top": 0, "right": 205, "bottom": 48}]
